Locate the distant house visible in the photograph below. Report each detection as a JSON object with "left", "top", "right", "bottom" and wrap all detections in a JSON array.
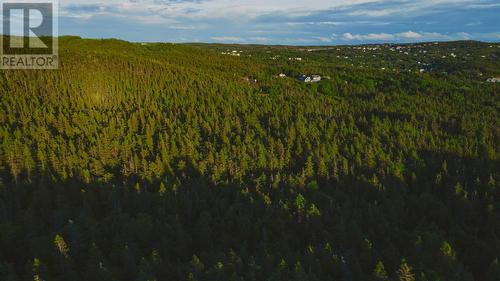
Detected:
[
  {"left": 221, "top": 50, "right": 241, "bottom": 57},
  {"left": 298, "top": 75, "right": 322, "bottom": 83},
  {"left": 298, "top": 75, "right": 311, "bottom": 83},
  {"left": 311, "top": 75, "right": 322, "bottom": 83},
  {"left": 486, "top": 77, "right": 500, "bottom": 83},
  {"left": 244, "top": 76, "right": 257, "bottom": 84}
]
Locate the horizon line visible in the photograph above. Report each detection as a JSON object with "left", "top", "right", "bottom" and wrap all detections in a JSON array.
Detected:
[{"left": 2, "top": 34, "right": 499, "bottom": 47}]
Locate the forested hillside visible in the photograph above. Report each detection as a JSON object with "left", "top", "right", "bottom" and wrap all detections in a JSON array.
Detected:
[{"left": 0, "top": 37, "right": 499, "bottom": 281}]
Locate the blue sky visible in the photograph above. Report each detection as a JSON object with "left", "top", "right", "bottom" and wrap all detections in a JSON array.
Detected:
[{"left": 58, "top": 0, "right": 500, "bottom": 45}]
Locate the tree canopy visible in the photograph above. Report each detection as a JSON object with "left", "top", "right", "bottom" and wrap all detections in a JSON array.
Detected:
[{"left": 0, "top": 37, "right": 499, "bottom": 281}]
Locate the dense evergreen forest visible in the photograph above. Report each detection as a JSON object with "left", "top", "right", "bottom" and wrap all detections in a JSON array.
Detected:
[{"left": 0, "top": 37, "right": 499, "bottom": 281}]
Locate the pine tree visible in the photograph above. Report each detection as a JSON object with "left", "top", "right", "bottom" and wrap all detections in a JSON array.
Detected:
[
  {"left": 441, "top": 241, "right": 456, "bottom": 260},
  {"left": 396, "top": 260, "right": 415, "bottom": 281},
  {"left": 372, "top": 261, "right": 388, "bottom": 280},
  {"left": 53, "top": 234, "right": 70, "bottom": 258},
  {"left": 307, "top": 203, "right": 321, "bottom": 218},
  {"left": 295, "top": 194, "right": 306, "bottom": 222}
]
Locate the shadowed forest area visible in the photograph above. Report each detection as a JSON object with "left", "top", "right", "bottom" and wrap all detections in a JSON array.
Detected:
[{"left": 0, "top": 37, "right": 499, "bottom": 281}]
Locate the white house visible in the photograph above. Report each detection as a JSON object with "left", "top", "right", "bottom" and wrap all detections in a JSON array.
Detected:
[
  {"left": 311, "top": 75, "right": 322, "bottom": 82},
  {"left": 298, "top": 75, "right": 311, "bottom": 83}
]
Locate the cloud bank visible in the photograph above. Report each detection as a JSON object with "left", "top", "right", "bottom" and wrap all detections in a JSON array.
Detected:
[{"left": 57, "top": 0, "right": 500, "bottom": 44}]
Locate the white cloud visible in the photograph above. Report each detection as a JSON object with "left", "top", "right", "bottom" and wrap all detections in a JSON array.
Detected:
[
  {"left": 346, "top": 0, "right": 475, "bottom": 17},
  {"left": 399, "top": 31, "right": 423, "bottom": 39},
  {"left": 342, "top": 32, "right": 394, "bottom": 40},
  {"left": 210, "top": 36, "right": 244, "bottom": 42},
  {"left": 313, "top": 36, "right": 334, "bottom": 43},
  {"left": 455, "top": 32, "right": 472, "bottom": 39},
  {"left": 61, "top": 0, "right": 365, "bottom": 21},
  {"left": 341, "top": 31, "right": 457, "bottom": 41},
  {"left": 347, "top": 8, "right": 396, "bottom": 17},
  {"left": 248, "top": 37, "right": 272, "bottom": 42},
  {"left": 466, "top": 2, "right": 500, "bottom": 9},
  {"left": 61, "top": 0, "right": 471, "bottom": 23},
  {"left": 339, "top": 30, "right": 497, "bottom": 42},
  {"left": 341, "top": 31, "right": 448, "bottom": 42},
  {"left": 465, "top": 21, "right": 482, "bottom": 26}
]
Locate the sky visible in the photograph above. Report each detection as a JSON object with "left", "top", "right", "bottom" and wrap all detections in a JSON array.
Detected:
[{"left": 57, "top": 0, "right": 500, "bottom": 45}]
